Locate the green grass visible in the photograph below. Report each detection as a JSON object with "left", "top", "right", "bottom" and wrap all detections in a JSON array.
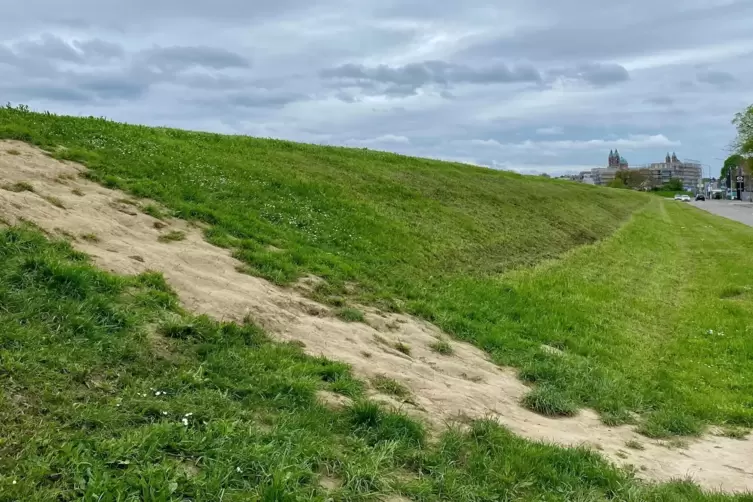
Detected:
[
  {"left": 429, "top": 338, "right": 454, "bottom": 355},
  {"left": 2, "top": 106, "right": 753, "bottom": 436},
  {"left": 142, "top": 203, "right": 167, "bottom": 220},
  {"left": 371, "top": 375, "right": 411, "bottom": 398},
  {"left": 2, "top": 181, "right": 34, "bottom": 193},
  {"left": 721, "top": 427, "right": 749, "bottom": 440},
  {"left": 521, "top": 385, "right": 578, "bottom": 417},
  {"left": 336, "top": 307, "right": 365, "bottom": 323},
  {"left": 394, "top": 341, "right": 412, "bottom": 356},
  {"left": 157, "top": 230, "right": 186, "bottom": 243},
  {"left": 80, "top": 232, "right": 100, "bottom": 242},
  {"left": 626, "top": 439, "right": 645, "bottom": 450},
  {"left": 42, "top": 194, "right": 66, "bottom": 209},
  {"left": 3, "top": 225, "right": 745, "bottom": 500}
]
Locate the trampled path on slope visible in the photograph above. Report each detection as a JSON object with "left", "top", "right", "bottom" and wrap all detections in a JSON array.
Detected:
[{"left": 1, "top": 140, "right": 751, "bottom": 493}]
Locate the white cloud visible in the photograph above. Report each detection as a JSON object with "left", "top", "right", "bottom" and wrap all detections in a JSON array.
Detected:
[{"left": 465, "top": 134, "right": 680, "bottom": 153}]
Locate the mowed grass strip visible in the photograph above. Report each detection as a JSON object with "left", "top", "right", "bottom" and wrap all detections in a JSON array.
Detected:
[
  {"left": 4, "top": 106, "right": 753, "bottom": 435},
  {"left": 0, "top": 225, "right": 747, "bottom": 501},
  {"left": 490, "top": 200, "right": 753, "bottom": 434}
]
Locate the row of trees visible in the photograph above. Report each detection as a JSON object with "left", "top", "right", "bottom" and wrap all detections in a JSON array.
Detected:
[{"left": 607, "top": 169, "right": 683, "bottom": 191}]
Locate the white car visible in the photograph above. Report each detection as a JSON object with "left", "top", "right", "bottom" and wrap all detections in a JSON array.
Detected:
[
  {"left": 681, "top": 195, "right": 691, "bottom": 202},
  {"left": 674, "top": 194, "right": 683, "bottom": 200}
]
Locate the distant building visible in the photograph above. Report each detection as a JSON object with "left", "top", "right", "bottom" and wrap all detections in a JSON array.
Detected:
[
  {"left": 587, "top": 151, "right": 702, "bottom": 189},
  {"left": 579, "top": 171, "right": 595, "bottom": 184},
  {"left": 589, "top": 150, "right": 628, "bottom": 186},
  {"left": 608, "top": 149, "right": 629, "bottom": 170},
  {"left": 591, "top": 168, "right": 618, "bottom": 186},
  {"left": 644, "top": 153, "right": 702, "bottom": 190}
]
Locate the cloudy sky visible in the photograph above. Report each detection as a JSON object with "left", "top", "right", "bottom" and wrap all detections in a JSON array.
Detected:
[{"left": 1, "top": 1, "right": 751, "bottom": 175}]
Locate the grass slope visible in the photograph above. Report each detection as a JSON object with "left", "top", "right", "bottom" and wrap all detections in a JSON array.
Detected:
[
  {"left": 2, "top": 106, "right": 753, "bottom": 435},
  {"left": 0, "top": 225, "right": 747, "bottom": 501},
  {"left": 453, "top": 199, "right": 753, "bottom": 434}
]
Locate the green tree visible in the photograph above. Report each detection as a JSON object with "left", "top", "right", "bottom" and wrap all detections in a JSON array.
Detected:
[
  {"left": 721, "top": 154, "right": 745, "bottom": 183},
  {"left": 608, "top": 177, "right": 626, "bottom": 189},
  {"left": 623, "top": 169, "right": 648, "bottom": 189},
  {"left": 733, "top": 104, "right": 753, "bottom": 154},
  {"left": 663, "top": 178, "right": 683, "bottom": 191}
]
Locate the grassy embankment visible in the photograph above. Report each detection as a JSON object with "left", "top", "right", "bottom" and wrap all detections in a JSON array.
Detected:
[
  {"left": 0, "top": 225, "right": 747, "bottom": 501},
  {"left": 1, "top": 106, "right": 753, "bottom": 439}
]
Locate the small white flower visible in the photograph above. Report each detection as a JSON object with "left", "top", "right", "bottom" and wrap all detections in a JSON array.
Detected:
[
  {"left": 155, "top": 391, "right": 161, "bottom": 396},
  {"left": 12, "top": 480, "right": 17, "bottom": 485},
  {"left": 162, "top": 411, "right": 168, "bottom": 415},
  {"left": 236, "top": 467, "right": 242, "bottom": 473},
  {"left": 182, "top": 418, "right": 189, "bottom": 426},
  {"left": 707, "top": 329, "right": 714, "bottom": 335}
]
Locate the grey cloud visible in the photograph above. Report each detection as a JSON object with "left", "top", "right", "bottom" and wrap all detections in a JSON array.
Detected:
[
  {"left": 383, "top": 84, "right": 421, "bottom": 97},
  {"left": 644, "top": 96, "right": 674, "bottom": 106},
  {"left": 333, "top": 91, "right": 360, "bottom": 103},
  {"left": 1, "top": 0, "right": 327, "bottom": 34},
  {"left": 549, "top": 62, "right": 630, "bottom": 86},
  {"left": 696, "top": 70, "right": 736, "bottom": 85},
  {"left": 0, "top": 83, "right": 91, "bottom": 103},
  {"left": 1, "top": 35, "right": 258, "bottom": 105},
  {"left": 226, "top": 90, "right": 306, "bottom": 109},
  {"left": 140, "top": 46, "right": 250, "bottom": 71},
  {"left": 75, "top": 73, "right": 150, "bottom": 99},
  {"left": 321, "top": 60, "right": 542, "bottom": 99},
  {"left": 0, "top": 45, "right": 15, "bottom": 65},
  {"left": 73, "top": 38, "right": 125, "bottom": 60},
  {"left": 323, "top": 59, "right": 628, "bottom": 98},
  {"left": 455, "top": 1, "right": 753, "bottom": 64},
  {"left": 3, "top": 35, "right": 126, "bottom": 74},
  {"left": 323, "top": 60, "right": 541, "bottom": 86},
  {"left": 13, "top": 34, "right": 83, "bottom": 63},
  {"left": 577, "top": 63, "right": 630, "bottom": 86}
]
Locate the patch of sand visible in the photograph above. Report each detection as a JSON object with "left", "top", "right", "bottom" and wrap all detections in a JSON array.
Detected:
[{"left": 1, "top": 140, "right": 751, "bottom": 492}]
